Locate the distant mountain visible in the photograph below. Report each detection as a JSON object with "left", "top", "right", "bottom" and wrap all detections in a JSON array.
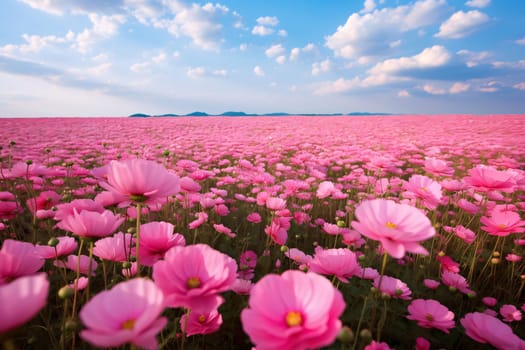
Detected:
[
  {"left": 220, "top": 111, "right": 258, "bottom": 116},
  {"left": 156, "top": 113, "right": 179, "bottom": 117},
  {"left": 347, "top": 112, "right": 392, "bottom": 116},
  {"left": 185, "top": 111, "right": 209, "bottom": 116},
  {"left": 129, "top": 111, "right": 393, "bottom": 118},
  {"left": 262, "top": 112, "right": 290, "bottom": 116},
  {"left": 129, "top": 113, "right": 151, "bottom": 118}
]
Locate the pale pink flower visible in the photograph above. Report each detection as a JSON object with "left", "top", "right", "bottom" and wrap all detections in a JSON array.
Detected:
[
  {"left": 241, "top": 270, "right": 345, "bottom": 350},
  {"left": 441, "top": 271, "right": 474, "bottom": 295},
  {"left": 424, "top": 157, "right": 454, "bottom": 177},
  {"left": 54, "top": 199, "right": 105, "bottom": 221},
  {"left": 213, "top": 224, "right": 236, "bottom": 238},
  {"left": 153, "top": 244, "right": 237, "bottom": 311},
  {"left": 93, "top": 232, "right": 134, "bottom": 262},
  {"left": 403, "top": 174, "right": 443, "bottom": 209},
  {"left": 285, "top": 248, "right": 312, "bottom": 267},
  {"left": 99, "top": 159, "right": 180, "bottom": 207},
  {"left": 482, "top": 297, "right": 497, "bottom": 307},
  {"left": 464, "top": 165, "right": 516, "bottom": 193},
  {"left": 35, "top": 236, "right": 78, "bottom": 259},
  {"left": 79, "top": 278, "right": 167, "bottom": 350},
  {"left": 322, "top": 222, "right": 342, "bottom": 235},
  {"left": 69, "top": 277, "right": 89, "bottom": 291},
  {"left": 139, "top": 221, "right": 186, "bottom": 266},
  {"left": 423, "top": 279, "right": 440, "bottom": 289},
  {"left": 373, "top": 275, "right": 412, "bottom": 300},
  {"left": 0, "top": 240, "right": 44, "bottom": 284},
  {"left": 453, "top": 225, "right": 476, "bottom": 244},
  {"left": 407, "top": 299, "right": 455, "bottom": 333},
  {"left": 460, "top": 312, "right": 525, "bottom": 349},
  {"left": 266, "top": 197, "right": 287, "bottom": 211},
  {"left": 231, "top": 279, "right": 253, "bottom": 295},
  {"left": 180, "top": 308, "right": 223, "bottom": 336},
  {"left": 246, "top": 212, "right": 262, "bottom": 223},
  {"left": 57, "top": 209, "right": 124, "bottom": 239},
  {"left": 351, "top": 199, "right": 435, "bottom": 259},
  {"left": 0, "top": 273, "right": 49, "bottom": 334},
  {"left": 500, "top": 304, "right": 522, "bottom": 322},
  {"left": 264, "top": 219, "right": 288, "bottom": 245},
  {"left": 54, "top": 254, "right": 98, "bottom": 276},
  {"left": 480, "top": 210, "right": 525, "bottom": 236},
  {"left": 316, "top": 181, "right": 336, "bottom": 199},
  {"left": 456, "top": 198, "right": 479, "bottom": 214},
  {"left": 308, "top": 247, "right": 361, "bottom": 283}
]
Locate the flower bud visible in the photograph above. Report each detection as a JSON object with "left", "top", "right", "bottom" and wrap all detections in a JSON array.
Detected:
[
  {"left": 337, "top": 326, "right": 354, "bottom": 343},
  {"left": 47, "top": 237, "right": 59, "bottom": 247},
  {"left": 58, "top": 286, "right": 74, "bottom": 299}
]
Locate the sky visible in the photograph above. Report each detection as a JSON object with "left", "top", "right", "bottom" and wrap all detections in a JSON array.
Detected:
[{"left": 0, "top": 0, "right": 524, "bottom": 117}]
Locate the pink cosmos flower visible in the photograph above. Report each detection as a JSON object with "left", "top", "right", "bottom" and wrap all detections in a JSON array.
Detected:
[
  {"left": 441, "top": 271, "right": 474, "bottom": 295},
  {"left": 482, "top": 297, "right": 497, "bottom": 307},
  {"left": 0, "top": 191, "right": 22, "bottom": 219},
  {"left": 57, "top": 209, "right": 124, "bottom": 239},
  {"left": 0, "top": 240, "right": 44, "bottom": 284},
  {"left": 351, "top": 199, "right": 435, "bottom": 259},
  {"left": 322, "top": 222, "right": 343, "bottom": 235},
  {"left": 93, "top": 232, "right": 134, "bottom": 262},
  {"left": 0, "top": 273, "right": 49, "bottom": 334},
  {"left": 35, "top": 236, "right": 78, "bottom": 259},
  {"left": 415, "top": 337, "right": 431, "bottom": 350},
  {"left": 99, "top": 159, "right": 180, "bottom": 207},
  {"left": 264, "top": 219, "right": 288, "bottom": 245},
  {"left": 232, "top": 278, "right": 253, "bottom": 295},
  {"left": 460, "top": 312, "right": 525, "bottom": 349},
  {"left": 317, "top": 181, "right": 336, "bottom": 199},
  {"left": 373, "top": 275, "right": 412, "bottom": 300},
  {"left": 308, "top": 247, "right": 361, "bottom": 283},
  {"left": 246, "top": 212, "right": 262, "bottom": 223},
  {"left": 464, "top": 165, "right": 516, "bottom": 193},
  {"left": 54, "top": 254, "right": 98, "bottom": 276},
  {"left": 453, "top": 225, "right": 476, "bottom": 244},
  {"left": 403, "top": 174, "right": 443, "bottom": 210},
  {"left": 423, "top": 279, "right": 440, "bottom": 290},
  {"left": 69, "top": 277, "right": 89, "bottom": 291},
  {"left": 500, "top": 304, "right": 522, "bottom": 322},
  {"left": 456, "top": 198, "right": 479, "bottom": 214},
  {"left": 480, "top": 210, "right": 525, "bottom": 236},
  {"left": 437, "top": 254, "right": 460, "bottom": 273},
  {"left": 424, "top": 157, "right": 454, "bottom": 177},
  {"left": 188, "top": 211, "right": 208, "bottom": 229},
  {"left": 506, "top": 253, "right": 522, "bottom": 262},
  {"left": 53, "top": 199, "right": 105, "bottom": 221},
  {"left": 79, "top": 278, "right": 167, "bottom": 350},
  {"left": 180, "top": 308, "right": 223, "bottom": 336},
  {"left": 26, "top": 190, "right": 61, "bottom": 218},
  {"left": 213, "top": 224, "right": 237, "bottom": 238},
  {"left": 285, "top": 248, "right": 313, "bottom": 268},
  {"left": 364, "top": 340, "right": 393, "bottom": 350},
  {"left": 241, "top": 270, "right": 345, "bottom": 350},
  {"left": 266, "top": 197, "right": 287, "bottom": 211},
  {"left": 153, "top": 244, "right": 237, "bottom": 311},
  {"left": 139, "top": 221, "right": 186, "bottom": 266},
  {"left": 406, "top": 299, "right": 455, "bottom": 333}
]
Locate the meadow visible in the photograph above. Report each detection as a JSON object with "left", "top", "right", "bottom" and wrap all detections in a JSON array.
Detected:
[{"left": 0, "top": 115, "right": 524, "bottom": 350}]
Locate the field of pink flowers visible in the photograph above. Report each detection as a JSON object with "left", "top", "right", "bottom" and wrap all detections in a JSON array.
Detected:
[{"left": 1, "top": 115, "right": 524, "bottom": 350}]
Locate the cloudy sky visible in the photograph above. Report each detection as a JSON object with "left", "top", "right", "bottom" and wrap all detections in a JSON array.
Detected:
[{"left": 1, "top": 0, "right": 524, "bottom": 116}]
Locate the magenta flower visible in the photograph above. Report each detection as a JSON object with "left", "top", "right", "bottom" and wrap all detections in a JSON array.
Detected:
[
  {"left": 460, "top": 312, "right": 525, "bottom": 349},
  {"left": 57, "top": 209, "right": 124, "bottom": 239},
  {"left": 424, "top": 157, "right": 454, "bottom": 177},
  {"left": 213, "top": 224, "right": 237, "bottom": 238},
  {"left": 407, "top": 299, "right": 455, "bottom": 333},
  {"left": 373, "top": 275, "right": 412, "bottom": 300},
  {"left": 264, "top": 219, "right": 288, "bottom": 245},
  {"left": 0, "top": 273, "right": 49, "bottom": 334},
  {"left": 364, "top": 340, "right": 393, "bottom": 350},
  {"left": 180, "top": 308, "right": 223, "bottom": 336},
  {"left": 265, "top": 197, "right": 287, "bottom": 211},
  {"left": 153, "top": 244, "right": 237, "bottom": 311},
  {"left": 139, "top": 221, "right": 186, "bottom": 266},
  {"left": 351, "top": 199, "right": 435, "bottom": 259},
  {"left": 441, "top": 271, "right": 474, "bottom": 295},
  {"left": 79, "top": 278, "right": 167, "bottom": 350},
  {"left": 0, "top": 240, "right": 44, "bottom": 284},
  {"left": 308, "top": 247, "right": 361, "bottom": 283},
  {"left": 246, "top": 212, "right": 262, "bottom": 223},
  {"left": 453, "top": 225, "right": 476, "bottom": 244},
  {"left": 0, "top": 191, "right": 22, "bottom": 220},
  {"left": 480, "top": 210, "right": 525, "bottom": 236},
  {"left": 464, "top": 165, "right": 516, "bottom": 193},
  {"left": 241, "top": 270, "right": 345, "bottom": 350},
  {"left": 99, "top": 159, "right": 180, "bottom": 207},
  {"left": 500, "top": 304, "right": 522, "bottom": 322}
]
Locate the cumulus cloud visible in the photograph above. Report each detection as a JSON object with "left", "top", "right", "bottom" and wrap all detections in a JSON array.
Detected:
[
  {"left": 516, "top": 37, "right": 525, "bottom": 45},
  {"left": 256, "top": 16, "right": 279, "bottom": 26},
  {"left": 275, "top": 55, "right": 286, "bottom": 64},
  {"left": 152, "top": 52, "right": 166, "bottom": 64},
  {"left": 265, "top": 44, "right": 285, "bottom": 58},
  {"left": 422, "top": 84, "right": 446, "bottom": 95},
  {"left": 0, "top": 32, "right": 74, "bottom": 56},
  {"left": 312, "top": 59, "right": 331, "bottom": 76},
  {"left": 252, "top": 25, "right": 274, "bottom": 36},
  {"left": 449, "top": 82, "right": 470, "bottom": 93},
  {"left": 325, "top": 0, "right": 448, "bottom": 59},
  {"left": 435, "top": 10, "right": 490, "bottom": 39},
  {"left": 361, "top": 0, "right": 376, "bottom": 13},
  {"left": 314, "top": 77, "right": 361, "bottom": 95},
  {"left": 252, "top": 16, "right": 279, "bottom": 36},
  {"left": 186, "top": 66, "right": 227, "bottom": 79},
  {"left": 478, "top": 80, "right": 502, "bottom": 92},
  {"left": 369, "top": 45, "right": 451, "bottom": 75},
  {"left": 253, "top": 65, "right": 265, "bottom": 76},
  {"left": 398, "top": 89, "right": 410, "bottom": 97},
  {"left": 278, "top": 30, "right": 288, "bottom": 37},
  {"left": 466, "top": 0, "right": 491, "bottom": 8},
  {"left": 18, "top": 0, "right": 124, "bottom": 16},
  {"left": 73, "top": 13, "right": 126, "bottom": 53},
  {"left": 289, "top": 43, "right": 316, "bottom": 61},
  {"left": 130, "top": 62, "right": 150, "bottom": 73},
  {"left": 457, "top": 49, "right": 491, "bottom": 67},
  {"left": 513, "top": 82, "right": 525, "bottom": 90}
]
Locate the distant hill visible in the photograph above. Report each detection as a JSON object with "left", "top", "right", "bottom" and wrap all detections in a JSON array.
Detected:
[
  {"left": 129, "top": 111, "right": 394, "bottom": 117},
  {"left": 186, "top": 111, "right": 209, "bottom": 116},
  {"left": 129, "top": 113, "right": 151, "bottom": 118},
  {"left": 220, "top": 111, "right": 258, "bottom": 116}
]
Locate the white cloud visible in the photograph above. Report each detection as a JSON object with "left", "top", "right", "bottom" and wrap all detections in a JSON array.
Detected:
[
  {"left": 435, "top": 10, "right": 490, "bottom": 39},
  {"left": 492, "top": 60, "right": 525, "bottom": 69},
  {"left": 312, "top": 59, "right": 331, "bottom": 76},
  {"left": 253, "top": 65, "right": 265, "bottom": 76},
  {"left": 212, "top": 69, "right": 227, "bottom": 77},
  {"left": 239, "top": 43, "right": 247, "bottom": 51},
  {"left": 275, "top": 55, "right": 286, "bottom": 64},
  {"left": 361, "top": 0, "right": 376, "bottom": 13},
  {"left": 422, "top": 84, "right": 446, "bottom": 95},
  {"left": 325, "top": 0, "right": 447, "bottom": 59},
  {"left": 314, "top": 77, "right": 362, "bottom": 95},
  {"left": 187, "top": 66, "right": 206, "bottom": 78},
  {"left": 130, "top": 62, "right": 150, "bottom": 73},
  {"left": 256, "top": 16, "right": 279, "bottom": 26},
  {"left": 73, "top": 14, "right": 126, "bottom": 54},
  {"left": 278, "top": 30, "right": 288, "bottom": 37},
  {"left": 303, "top": 43, "right": 315, "bottom": 52},
  {"left": 88, "top": 62, "right": 112, "bottom": 76},
  {"left": 398, "top": 89, "right": 410, "bottom": 97},
  {"left": 516, "top": 37, "right": 525, "bottom": 45},
  {"left": 478, "top": 81, "right": 501, "bottom": 92},
  {"left": 152, "top": 52, "right": 166, "bottom": 64},
  {"left": 173, "top": 51, "right": 180, "bottom": 58},
  {"left": 0, "top": 32, "right": 74, "bottom": 56},
  {"left": 92, "top": 53, "right": 109, "bottom": 62},
  {"left": 265, "top": 44, "right": 285, "bottom": 58},
  {"left": 457, "top": 49, "right": 491, "bottom": 67},
  {"left": 186, "top": 66, "right": 227, "bottom": 79},
  {"left": 289, "top": 43, "right": 316, "bottom": 61},
  {"left": 252, "top": 25, "right": 274, "bottom": 36},
  {"left": 513, "top": 82, "right": 525, "bottom": 90},
  {"left": 449, "top": 82, "right": 470, "bottom": 94},
  {"left": 466, "top": 0, "right": 491, "bottom": 8},
  {"left": 369, "top": 45, "right": 451, "bottom": 75}
]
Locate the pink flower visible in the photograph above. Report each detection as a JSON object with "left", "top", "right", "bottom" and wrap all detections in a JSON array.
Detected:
[
  {"left": 464, "top": 165, "right": 516, "bottom": 193},
  {"left": 153, "top": 244, "right": 237, "bottom": 311},
  {"left": 285, "top": 248, "right": 312, "bottom": 267},
  {"left": 79, "top": 278, "right": 167, "bottom": 350},
  {"left": 139, "top": 222, "right": 186, "bottom": 266},
  {"left": 93, "top": 232, "right": 134, "bottom": 262},
  {"left": 500, "top": 304, "right": 522, "bottom": 322},
  {"left": 351, "top": 199, "right": 435, "bottom": 259},
  {"left": 264, "top": 219, "right": 288, "bottom": 245},
  {"left": 317, "top": 181, "right": 336, "bottom": 199},
  {"left": 56, "top": 209, "right": 124, "bottom": 239},
  {"left": 180, "top": 308, "right": 223, "bottom": 336},
  {"left": 188, "top": 211, "right": 208, "bottom": 229},
  {"left": 213, "top": 224, "right": 237, "bottom": 238},
  {"left": 373, "top": 275, "right": 412, "bottom": 300},
  {"left": 241, "top": 270, "right": 345, "bottom": 350},
  {"left": 407, "top": 299, "right": 455, "bottom": 333},
  {"left": 424, "top": 157, "right": 454, "bottom": 177},
  {"left": 54, "top": 199, "right": 105, "bottom": 221},
  {"left": 0, "top": 191, "right": 22, "bottom": 219},
  {"left": 506, "top": 253, "right": 522, "bottom": 262},
  {"left": 423, "top": 279, "right": 440, "bottom": 289},
  {"left": 246, "top": 212, "right": 262, "bottom": 223},
  {"left": 99, "top": 159, "right": 180, "bottom": 207},
  {"left": 437, "top": 254, "right": 460, "bottom": 273},
  {"left": 457, "top": 198, "right": 479, "bottom": 214},
  {"left": 480, "top": 210, "right": 525, "bottom": 237},
  {"left": 441, "top": 271, "right": 474, "bottom": 295},
  {"left": 482, "top": 297, "right": 497, "bottom": 307},
  {"left": 35, "top": 236, "right": 78, "bottom": 259},
  {"left": 403, "top": 174, "right": 443, "bottom": 209},
  {"left": 26, "top": 190, "right": 61, "bottom": 214},
  {"left": 364, "top": 340, "right": 393, "bottom": 350},
  {"left": 54, "top": 254, "right": 98, "bottom": 276},
  {"left": 232, "top": 279, "right": 253, "bottom": 295},
  {"left": 308, "top": 247, "right": 361, "bottom": 283},
  {"left": 266, "top": 197, "right": 287, "bottom": 211},
  {"left": 453, "top": 225, "right": 476, "bottom": 244},
  {"left": 460, "top": 312, "right": 525, "bottom": 349},
  {"left": 69, "top": 277, "right": 89, "bottom": 291},
  {"left": 322, "top": 222, "right": 342, "bottom": 235},
  {"left": 415, "top": 337, "right": 431, "bottom": 350},
  {"left": 0, "top": 273, "right": 49, "bottom": 334},
  {"left": 0, "top": 240, "right": 44, "bottom": 284}
]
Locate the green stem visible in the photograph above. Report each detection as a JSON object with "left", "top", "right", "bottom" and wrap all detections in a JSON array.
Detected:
[
  {"left": 351, "top": 296, "right": 369, "bottom": 350},
  {"left": 86, "top": 240, "right": 94, "bottom": 301},
  {"left": 377, "top": 253, "right": 389, "bottom": 290},
  {"left": 135, "top": 203, "right": 142, "bottom": 276}
]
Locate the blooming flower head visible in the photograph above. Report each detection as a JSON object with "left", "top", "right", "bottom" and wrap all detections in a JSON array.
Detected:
[
  {"left": 56, "top": 209, "right": 124, "bottom": 239},
  {"left": 99, "top": 159, "right": 180, "bottom": 207},
  {"left": 464, "top": 165, "right": 516, "bottom": 193},
  {"left": 441, "top": 271, "right": 474, "bottom": 295},
  {"left": 453, "top": 225, "right": 476, "bottom": 244},
  {"left": 54, "top": 254, "right": 98, "bottom": 276},
  {"left": 480, "top": 210, "right": 525, "bottom": 237},
  {"left": 460, "top": 312, "right": 525, "bottom": 349},
  {"left": 241, "top": 270, "right": 345, "bottom": 350},
  {"left": 79, "top": 278, "right": 167, "bottom": 350},
  {"left": 403, "top": 174, "right": 443, "bottom": 209},
  {"left": 424, "top": 157, "right": 454, "bottom": 177},
  {"left": 351, "top": 199, "right": 435, "bottom": 259},
  {"left": 407, "top": 299, "right": 455, "bottom": 333},
  {"left": 53, "top": 199, "right": 105, "bottom": 221},
  {"left": 308, "top": 247, "right": 361, "bottom": 283},
  {"left": 93, "top": 232, "right": 134, "bottom": 262},
  {"left": 0, "top": 240, "right": 44, "bottom": 284},
  {"left": 364, "top": 340, "right": 393, "bottom": 350},
  {"left": 153, "top": 244, "right": 237, "bottom": 311},
  {"left": 0, "top": 273, "right": 49, "bottom": 334},
  {"left": 139, "top": 221, "right": 186, "bottom": 266},
  {"left": 500, "top": 304, "right": 522, "bottom": 322},
  {"left": 180, "top": 308, "right": 223, "bottom": 336},
  {"left": 35, "top": 236, "right": 78, "bottom": 259},
  {"left": 373, "top": 275, "right": 412, "bottom": 300}
]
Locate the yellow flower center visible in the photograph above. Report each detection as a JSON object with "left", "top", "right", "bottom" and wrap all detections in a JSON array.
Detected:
[
  {"left": 498, "top": 224, "right": 506, "bottom": 229},
  {"left": 420, "top": 187, "right": 427, "bottom": 192},
  {"left": 121, "top": 319, "right": 135, "bottom": 330},
  {"left": 285, "top": 311, "right": 303, "bottom": 327},
  {"left": 198, "top": 315, "right": 207, "bottom": 324},
  {"left": 425, "top": 314, "right": 434, "bottom": 321},
  {"left": 385, "top": 221, "right": 397, "bottom": 229},
  {"left": 187, "top": 276, "right": 201, "bottom": 289}
]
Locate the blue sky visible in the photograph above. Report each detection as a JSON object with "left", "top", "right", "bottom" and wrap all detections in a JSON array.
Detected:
[{"left": 1, "top": 0, "right": 524, "bottom": 116}]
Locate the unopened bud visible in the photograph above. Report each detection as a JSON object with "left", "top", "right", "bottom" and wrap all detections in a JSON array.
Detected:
[
  {"left": 58, "top": 286, "right": 74, "bottom": 299},
  {"left": 337, "top": 326, "right": 354, "bottom": 343},
  {"left": 47, "top": 237, "right": 59, "bottom": 247}
]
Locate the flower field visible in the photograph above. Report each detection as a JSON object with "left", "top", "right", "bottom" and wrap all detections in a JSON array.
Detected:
[{"left": 1, "top": 115, "right": 524, "bottom": 349}]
